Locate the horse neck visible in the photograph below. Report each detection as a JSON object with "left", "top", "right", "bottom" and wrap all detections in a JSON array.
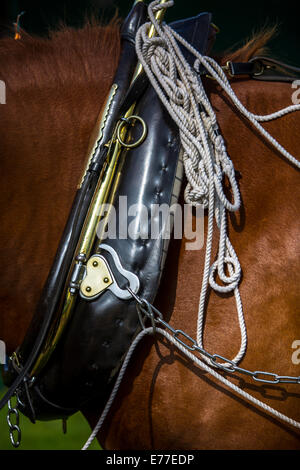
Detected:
[{"left": 0, "top": 23, "right": 120, "bottom": 353}]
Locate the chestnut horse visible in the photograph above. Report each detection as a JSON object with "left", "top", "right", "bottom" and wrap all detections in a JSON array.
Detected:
[{"left": 0, "top": 19, "right": 299, "bottom": 450}]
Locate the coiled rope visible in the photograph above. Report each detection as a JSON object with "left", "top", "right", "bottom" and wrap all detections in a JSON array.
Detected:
[{"left": 82, "top": 327, "right": 300, "bottom": 450}]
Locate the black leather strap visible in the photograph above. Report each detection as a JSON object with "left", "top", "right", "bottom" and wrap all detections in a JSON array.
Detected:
[{"left": 0, "top": 0, "right": 148, "bottom": 412}]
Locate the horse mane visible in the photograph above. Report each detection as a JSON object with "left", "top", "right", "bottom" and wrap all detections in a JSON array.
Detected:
[
  {"left": 0, "top": 17, "right": 121, "bottom": 93},
  {"left": 0, "top": 18, "right": 278, "bottom": 91},
  {"left": 221, "top": 25, "right": 277, "bottom": 64}
]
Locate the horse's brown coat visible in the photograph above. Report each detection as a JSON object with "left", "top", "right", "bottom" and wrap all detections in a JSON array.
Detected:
[{"left": 0, "top": 22, "right": 299, "bottom": 449}]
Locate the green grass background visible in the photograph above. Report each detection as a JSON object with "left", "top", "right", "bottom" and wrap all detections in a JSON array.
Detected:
[{"left": 0, "top": 374, "right": 101, "bottom": 450}]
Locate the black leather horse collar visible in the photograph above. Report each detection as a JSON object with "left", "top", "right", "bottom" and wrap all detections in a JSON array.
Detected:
[
  {"left": 1, "top": 5, "right": 215, "bottom": 423},
  {"left": 222, "top": 56, "right": 300, "bottom": 82}
]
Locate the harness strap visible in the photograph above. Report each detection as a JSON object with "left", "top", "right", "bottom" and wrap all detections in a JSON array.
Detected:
[{"left": 224, "top": 56, "right": 300, "bottom": 82}]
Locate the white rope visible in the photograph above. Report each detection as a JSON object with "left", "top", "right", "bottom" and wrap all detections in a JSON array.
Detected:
[
  {"left": 82, "top": 0, "right": 300, "bottom": 449},
  {"left": 134, "top": 0, "right": 300, "bottom": 369},
  {"left": 136, "top": 0, "right": 245, "bottom": 367},
  {"left": 82, "top": 327, "right": 300, "bottom": 449},
  {"left": 81, "top": 328, "right": 152, "bottom": 450}
]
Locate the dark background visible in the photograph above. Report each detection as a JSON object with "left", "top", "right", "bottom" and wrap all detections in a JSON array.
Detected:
[{"left": 0, "top": 0, "right": 299, "bottom": 64}]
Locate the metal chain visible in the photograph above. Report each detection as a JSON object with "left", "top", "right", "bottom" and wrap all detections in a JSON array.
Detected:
[
  {"left": 127, "top": 287, "right": 300, "bottom": 386},
  {"left": 7, "top": 393, "right": 22, "bottom": 448}
]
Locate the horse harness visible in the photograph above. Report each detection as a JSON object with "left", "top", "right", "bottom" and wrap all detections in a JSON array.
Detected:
[{"left": 1, "top": 0, "right": 300, "bottom": 448}]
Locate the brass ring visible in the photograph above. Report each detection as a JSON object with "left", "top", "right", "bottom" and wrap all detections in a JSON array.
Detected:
[{"left": 116, "top": 115, "right": 147, "bottom": 148}]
